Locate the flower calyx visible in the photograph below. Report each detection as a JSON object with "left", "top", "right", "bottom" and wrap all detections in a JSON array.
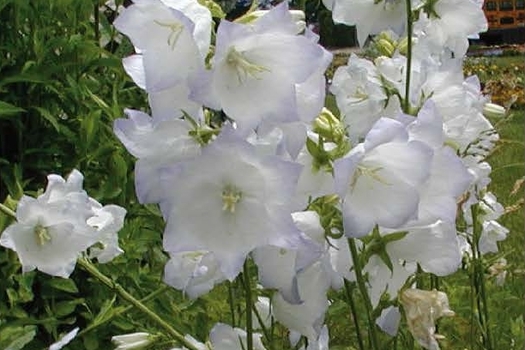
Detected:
[{"left": 361, "top": 227, "right": 409, "bottom": 272}]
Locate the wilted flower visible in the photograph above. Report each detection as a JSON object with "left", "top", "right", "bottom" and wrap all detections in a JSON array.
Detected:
[
  {"left": 488, "top": 258, "right": 508, "bottom": 286},
  {"left": 400, "top": 288, "right": 455, "bottom": 350}
]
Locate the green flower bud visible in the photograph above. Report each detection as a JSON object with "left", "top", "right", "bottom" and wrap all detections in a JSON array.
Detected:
[
  {"left": 376, "top": 38, "right": 396, "bottom": 57},
  {"left": 313, "top": 108, "right": 346, "bottom": 143},
  {"left": 397, "top": 37, "right": 409, "bottom": 56}
]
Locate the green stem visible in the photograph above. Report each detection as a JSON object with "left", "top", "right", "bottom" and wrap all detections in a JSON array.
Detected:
[
  {"left": 77, "top": 285, "right": 170, "bottom": 337},
  {"left": 243, "top": 260, "right": 254, "bottom": 350},
  {"left": 430, "top": 274, "right": 440, "bottom": 333},
  {"left": 77, "top": 258, "right": 200, "bottom": 350},
  {"left": 251, "top": 303, "right": 273, "bottom": 350},
  {"left": 470, "top": 205, "right": 494, "bottom": 350},
  {"left": 348, "top": 238, "right": 380, "bottom": 350},
  {"left": 93, "top": 3, "right": 100, "bottom": 47},
  {"left": 478, "top": 264, "right": 493, "bottom": 349},
  {"left": 343, "top": 279, "right": 365, "bottom": 350},
  {"left": 228, "top": 280, "right": 237, "bottom": 327},
  {"left": 403, "top": 0, "right": 413, "bottom": 114},
  {"left": 0, "top": 203, "right": 16, "bottom": 219},
  {"left": 469, "top": 244, "right": 476, "bottom": 346}
]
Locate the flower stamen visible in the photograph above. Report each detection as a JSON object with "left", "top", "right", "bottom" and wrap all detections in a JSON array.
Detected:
[
  {"left": 222, "top": 185, "right": 243, "bottom": 213},
  {"left": 154, "top": 20, "right": 184, "bottom": 50},
  {"left": 226, "top": 47, "right": 270, "bottom": 83},
  {"left": 34, "top": 224, "right": 51, "bottom": 246},
  {"left": 351, "top": 165, "right": 390, "bottom": 190},
  {"left": 350, "top": 85, "right": 369, "bottom": 103}
]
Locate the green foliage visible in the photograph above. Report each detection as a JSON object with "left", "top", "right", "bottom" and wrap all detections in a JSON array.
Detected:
[{"left": 0, "top": 0, "right": 143, "bottom": 203}]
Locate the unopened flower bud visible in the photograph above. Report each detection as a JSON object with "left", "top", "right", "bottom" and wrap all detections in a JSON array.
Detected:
[
  {"left": 376, "top": 38, "right": 396, "bottom": 57},
  {"left": 112, "top": 332, "right": 153, "bottom": 350},
  {"left": 397, "top": 37, "right": 409, "bottom": 56},
  {"left": 313, "top": 108, "right": 346, "bottom": 143},
  {"left": 483, "top": 102, "right": 506, "bottom": 118}
]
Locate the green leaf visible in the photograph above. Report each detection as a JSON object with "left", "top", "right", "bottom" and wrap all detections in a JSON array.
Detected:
[
  {"left": 0, "top": 73, "right": 48, "bottom": 87},
  {"left": 81, "top": 110, "right": 101, "bottom": 148},
  {"left": 0, "top": 0, "right": 14, "bottom": 12},
  {"left": 109, "top": 152, "right": 128, "bottom": 180},
  {"left": 383, "top": 230, "right": 409, "bottom": 244},
  {"left": 6, "top": 288, "right": 18, "bottom": 305},
  {"left": 83, "top": 335, "right": 99, "bottom": 350},
  {"left": 306, "top": 137, "right": 321, "bottom": 158},
  {"left": 55, "top": 299, "right": 84, "bottom": 317},
  {"left": 377, "top": 249, "right": 394, "bottom": 273},
  {"left": 33, "top": 106, "right": 60, "bottom": 132},
  {"left": 15, "top": 271, "right": 35, "bottom": 302},
  {"left": 85, "top": 87, "right": 111, "bottom": 114},
  {"left": 2, "top": 326, "right": 37, "bottom": 350},
  {"left": 46, "top": 278, "right": 79, "bottom": 294},
  {"left": 91, "top": 294, "right": 117, "bottom": 325},
  {"left": 0, "top": 101, "right": 25, "bottom": 117}
]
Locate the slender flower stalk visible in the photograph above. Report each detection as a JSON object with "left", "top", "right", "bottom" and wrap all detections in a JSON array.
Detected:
[
  {"left": 252, "top": 303, "right": 273, "bottom": 350},
  {"left": 343, "top": 279, "right": 365, "bottom": 350},
  {"left": 228, "top": 280, "right": 237, "bottom": 327},
  {"left": 77, "top": 258, "right": 201, "bottom": 350},
  {"left": 404, "top": 0, "right": 413, "bottom": 114},
  {"left": 77, "top": 286, "right": 170, "bottom": 337},
  {"left": 243, "top": 260, "right": 254, "bottom": 350},
  {"left": 470, "top": 205, "right": 494, "bottom": 350},
  {"left": 348, "top": 237, "right": 380, "bottom": 350}
]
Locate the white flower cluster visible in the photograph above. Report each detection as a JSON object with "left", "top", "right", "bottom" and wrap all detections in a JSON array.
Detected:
[
  {"left": 0, "top": 170, "right": 126, "bottom": 278},
  {"left": 108, "top": 0, "right": 508, "bottom": 348},
  {"left": 1, "top": 0, "right": 510, "bottom": 349}
]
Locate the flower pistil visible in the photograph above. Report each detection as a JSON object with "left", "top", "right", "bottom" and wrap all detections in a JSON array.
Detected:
[{"left": 222, "top": 185, "right": 243, "bottom": 213}]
